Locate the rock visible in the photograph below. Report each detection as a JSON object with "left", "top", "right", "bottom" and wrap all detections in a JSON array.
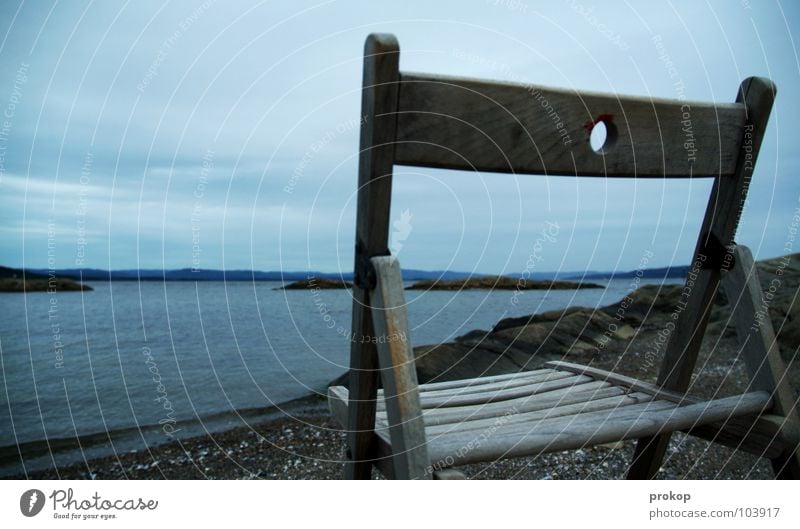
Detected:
[
  {"left": 599, "top": 283, "right": 682, "bottom": 327},
  {"left": 492, "top": 308, "right": 635, "bottom": 357},
  {"left": 0, "top": 277, "right": 93, "bottom": 292},
  {"left": 274, "top": 277, "right": 352, "bottom": 290},
  {"left": 405, "top": 275, "right": 604, "bottom": 291},
  {"left": 492, "top": 306, "right": 586, "bottom": 332},
  {"left": 596, "top": 254, "right": 800, "bottom": 352},
  {"left": 411, "top": 254, "right": 799, "bottom": 382},
  {"left": 457, "top": 329, "right": 494, "bottom": 342},
  {"left": 412, "top": 342, "right": 532, "bottom": 384}
]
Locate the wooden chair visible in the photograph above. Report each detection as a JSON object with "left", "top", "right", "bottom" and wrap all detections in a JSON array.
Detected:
[{"left": 328, "top": 33, "right": 799, "bottom": 479}]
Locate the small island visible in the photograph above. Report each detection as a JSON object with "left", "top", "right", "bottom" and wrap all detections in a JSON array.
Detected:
[
  {"left": 274, "top": 277, "right": 353, "bottom": 290},
  {"left": 405, "top": 275, "right": 603, "bottom": 291},
  {"left": 0, "top": 267, "right": 93, "bottom": 292}
]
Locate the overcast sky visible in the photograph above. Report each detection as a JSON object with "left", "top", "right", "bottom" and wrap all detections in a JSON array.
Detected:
[{"left": 1, "top": 1, "right": 799, "bottom": 275}]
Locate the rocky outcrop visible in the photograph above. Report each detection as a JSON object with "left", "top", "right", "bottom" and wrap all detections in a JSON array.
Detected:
[
  {"left": 405, "top": 275, "right": 603, "bottom": 291},
  {"left": 274, "top": 277, "right": 352, "bottom": 290},
  {"left": 413, "top": 307, "right": 636, "bottom": 383},
  {"left": 412, "top": 254, "right": 799, "bottom": 384},
  {"left": 0, "top": 277, "right": 93, "bottom": 292},
  {"left": 330, "top": 253, "right": 799, "bottom": 386}
]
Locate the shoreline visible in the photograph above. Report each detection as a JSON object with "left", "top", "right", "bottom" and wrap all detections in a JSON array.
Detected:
[
  {"left": 13, "top": 373, "right": 775, "bottom": 479},
  {"left": 7, "top": 253, "right": 797, "bottom": 479},
  {"left": 2, "top": 392, "right": 332, "bottom": 479},
  {"left": 11, "top": 313, "right": 792, "bottom": 479}
]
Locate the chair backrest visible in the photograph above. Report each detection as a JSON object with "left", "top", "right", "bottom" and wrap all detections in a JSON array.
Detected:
[
  {"left": 394, "top": 73, "right": 745, "bottom": 178},
  {"left": 344, "top": 32, "right": 775, "bottom": 479}
]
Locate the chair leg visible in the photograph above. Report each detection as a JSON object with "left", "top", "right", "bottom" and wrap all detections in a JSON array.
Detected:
[
  {"left": 770, "top": 447, "right": 800, "bottom": 479},
  {"left": 627, "top": 79, "right": 777, "bottom": 479},
  {"left": 370, "top": 256, "right": 430, "bottom": 480},
  {"left": 344, "top": 291, "right": 381, "bottom": 480},
  {"left": 723, "top": 246, "right": 800, "bottom": 479},
  {"left": 627, "top": 434, "right": 670, "bottom": 479},
  {"left": 629, "top": 434, "right": 800, "bottom": 479},
  {"left": 344, "top": 33, "right": 401, "bottom": 479},
  {"left": 628, "top": 246, "right": 800, "bottom": 480}
]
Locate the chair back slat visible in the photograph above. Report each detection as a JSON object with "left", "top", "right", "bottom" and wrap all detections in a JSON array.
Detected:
[{"left": 394, "top": 72, "right": 746, "bottom": 178}]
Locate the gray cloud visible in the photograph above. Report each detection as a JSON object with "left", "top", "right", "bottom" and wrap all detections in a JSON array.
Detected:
[{"left": 1, "top": 0, "right": 799, "bottom": 274}]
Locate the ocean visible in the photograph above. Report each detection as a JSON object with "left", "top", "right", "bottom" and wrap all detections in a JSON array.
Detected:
[{"left": 0, "top": 278, "right": 680, "bottom": 476}]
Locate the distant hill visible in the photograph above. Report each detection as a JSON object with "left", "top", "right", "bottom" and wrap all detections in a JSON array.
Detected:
[
  {"left": 0, "top": 266, "right": 48, "bottom": 279},
  {"left": 12, "top": 263, "right": 691, "bottom": 282},
  {"left": 23, "top": 267, "right": 480, "bottom": 282}
]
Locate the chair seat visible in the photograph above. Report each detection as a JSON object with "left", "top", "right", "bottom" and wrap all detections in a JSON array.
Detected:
[{"left": 328, "top": 361, "right": 772, "bottom": 470}]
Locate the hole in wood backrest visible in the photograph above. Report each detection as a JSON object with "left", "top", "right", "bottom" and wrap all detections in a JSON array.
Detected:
[{"left": 587, "top": 115, "right": 618, "bottom": 154}]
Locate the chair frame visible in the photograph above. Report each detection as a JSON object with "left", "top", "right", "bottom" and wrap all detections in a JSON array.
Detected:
[{"left": 338, "top": 33, "right": 799, "bottom": 479}]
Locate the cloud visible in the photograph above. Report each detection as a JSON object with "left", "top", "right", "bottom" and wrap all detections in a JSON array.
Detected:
[{"left": 1, "top": 1, "right": 798, "bottom": 272}]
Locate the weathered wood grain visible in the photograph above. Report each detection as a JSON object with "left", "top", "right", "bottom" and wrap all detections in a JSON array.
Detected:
[
  {"left": 720, "top": 245, "right": 800, "bottom": 476},
  {"left": 687, "top": 414, "right": 795, "bottom": 461},
  {"left": 424, "top": 392, "right": 655, "bottom": 436},
  {"left": 412, "top": 368, "right": 558, "bottom": 393},
  {"left": 629, "top": 77, "right": 777, "bottom": 479},
  {"left": 549, "top": 360, "right": 792, "bottom": 460},
  {"left": 394, "top": 72, "right": 745, "bottom": 178},
  {"left": 392, "top": 374, "right": 594, "bottom": 410},
  {"left": 422, "top": 392, "right": 770, "bottom": 468},
  {"left": 345, "top": 33, "right": 401, "bottom": 480},
  {"left": 370, "top": 256, "right": 430, "bottom": 479},
  {"left": 334, "top": 380, "right": 793, "bottom": 461},
  {"left": 400, "top": 370, "right": 574, "bottom": 399},
  {"left": 547, "top": 361, "right": 715, "bottom": 405}
]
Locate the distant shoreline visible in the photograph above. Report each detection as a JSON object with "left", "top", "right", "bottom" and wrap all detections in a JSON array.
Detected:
[{"left": 2, "top": 263, "right": 698, "bottom": 282}]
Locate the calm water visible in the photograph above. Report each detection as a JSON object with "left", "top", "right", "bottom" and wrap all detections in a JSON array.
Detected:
[{"left": 0, "top": 278, "right": 679, "bottom": 475}]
